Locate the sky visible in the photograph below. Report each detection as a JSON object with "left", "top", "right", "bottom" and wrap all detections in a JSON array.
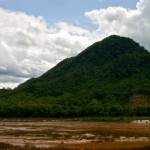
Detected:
[{"left": 0, "top": 0, "right": 149, "bottom": 89}]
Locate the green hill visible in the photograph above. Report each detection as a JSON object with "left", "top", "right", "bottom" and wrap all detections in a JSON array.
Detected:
[{"left": 0, "top": 35, "right": 150, "bottom": 117}]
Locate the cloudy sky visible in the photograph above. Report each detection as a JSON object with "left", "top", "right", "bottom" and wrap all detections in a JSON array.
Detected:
[{"left": 0, "top": 0, "right": 149, "bottom": 89}]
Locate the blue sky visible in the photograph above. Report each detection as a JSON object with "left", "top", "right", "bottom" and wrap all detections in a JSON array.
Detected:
[
  {"left": 0, "top": 0, "right": 138, "bottom": 29},
  {"left": 0, "top": 0, "right": 149, "bottom": 88}
]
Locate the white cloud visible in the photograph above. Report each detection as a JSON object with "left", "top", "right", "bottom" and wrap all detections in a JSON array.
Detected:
[
  {"left": 85, "top": 0, "right": 150, "bottom": 50},
  {"left": 0, "top": 0, "right": 150, "bottom": 89},
  {"left": 0, "top": 75, "right": 26, "bottom": 89},
  {"left": 0, "top": 8, "right": 94, "bottom": 88}
]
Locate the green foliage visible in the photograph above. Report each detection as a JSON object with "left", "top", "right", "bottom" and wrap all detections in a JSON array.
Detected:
[{"left": 0, "top": 35, "right": 150, "bottom": 117}]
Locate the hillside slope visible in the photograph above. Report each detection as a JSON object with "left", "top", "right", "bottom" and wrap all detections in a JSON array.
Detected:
[{"left": 0, "top": 35, "right": 150, "bottom": 117}]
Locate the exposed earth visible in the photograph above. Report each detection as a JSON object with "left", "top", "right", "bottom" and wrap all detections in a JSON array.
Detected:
[{"left": 0, "top": 119, "right": 150, "bottom": 149}]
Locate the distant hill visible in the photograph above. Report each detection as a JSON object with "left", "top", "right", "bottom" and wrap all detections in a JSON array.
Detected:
[{"left": 0, "top": 35, "right": 150, "bottom": 117}]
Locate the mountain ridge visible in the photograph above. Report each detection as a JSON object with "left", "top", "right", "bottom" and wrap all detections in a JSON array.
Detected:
[{"left": 17, "top": 35, "right": 150, "bottom": 95}]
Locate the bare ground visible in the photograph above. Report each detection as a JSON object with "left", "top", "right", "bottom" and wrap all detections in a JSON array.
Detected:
[{"left": 0, "top": 119, "right": 150, "bottom": 149}]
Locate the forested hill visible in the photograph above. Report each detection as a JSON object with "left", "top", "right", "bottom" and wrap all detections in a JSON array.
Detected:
[{"left": 0, "top": 35, "right": 150, "bottom": 117}]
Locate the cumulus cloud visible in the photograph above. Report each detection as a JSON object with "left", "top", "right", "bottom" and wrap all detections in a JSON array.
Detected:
[
  {"left": 85, "top": 0, "right": 150, "bottom": 50},
  {"left": 0, "top": 8, "right": 94, "bottom": 88},
  {"left": 0, "top": 0, "right": 150, "bottom": 89},
  {"left": 0, "top": 75, "right": 26, "bottom": 89}
]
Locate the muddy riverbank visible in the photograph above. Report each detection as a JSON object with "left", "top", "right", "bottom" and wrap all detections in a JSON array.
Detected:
[{"left": 0, "top": 119, "right": 150, "bottom": 149}]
